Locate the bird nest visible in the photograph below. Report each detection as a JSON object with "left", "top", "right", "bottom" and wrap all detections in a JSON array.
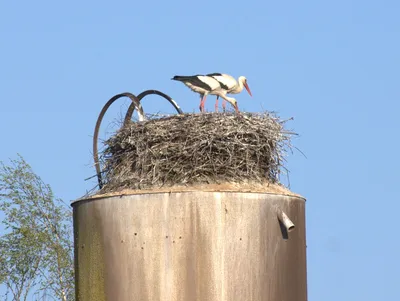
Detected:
[{"left": 98, "top": 112, "right": 296, "bottom": 194}]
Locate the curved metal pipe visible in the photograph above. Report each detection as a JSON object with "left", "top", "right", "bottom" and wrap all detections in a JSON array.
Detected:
[
  {"left": 123, "top": 90, "right": 183, "bottom": 126},
  {"left": 277, "top": 210, "right": 295, "bottom": 232},
  {"left": 93, "top": 93, "right": 144, "bottom": 189}
]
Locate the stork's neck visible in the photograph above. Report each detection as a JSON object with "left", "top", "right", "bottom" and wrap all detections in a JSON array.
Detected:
[
  {"left": 218, "top": 93, "right": 236, "bottom": 104},
  {"left": 231, "top": 78, "right": 244, "bottom": 94}
]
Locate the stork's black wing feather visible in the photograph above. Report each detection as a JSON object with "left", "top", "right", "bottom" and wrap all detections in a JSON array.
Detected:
[
  {"left": 172, "top": 75, "right": 213, "bottom": 91},
  {"left": 206, "top": 73, "right": 223, "bottom": 77},
  {"left": 206, "top": 73, "right": 229, "bottom": 90}
]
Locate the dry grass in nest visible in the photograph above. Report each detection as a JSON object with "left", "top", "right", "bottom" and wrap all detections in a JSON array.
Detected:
[{"left": 98, "top": 112, "right": 296, "bottom": 194}]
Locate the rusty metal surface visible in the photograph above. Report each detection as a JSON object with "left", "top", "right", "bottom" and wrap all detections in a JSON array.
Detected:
[{"left": 73, "top": 192, "right": 307, "bottom": 301}]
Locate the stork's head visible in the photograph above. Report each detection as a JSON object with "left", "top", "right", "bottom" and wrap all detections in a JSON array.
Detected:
[
  {"left": 239, "top": 76, "right": 252, "bottom": 97},
  {"left": 227, "top": 97, "right": 240, "bottom": 114}
]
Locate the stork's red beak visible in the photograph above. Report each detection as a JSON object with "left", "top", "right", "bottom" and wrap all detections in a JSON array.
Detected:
[{"left": 244, "top": 82, "right": 252, "bottom": 97}]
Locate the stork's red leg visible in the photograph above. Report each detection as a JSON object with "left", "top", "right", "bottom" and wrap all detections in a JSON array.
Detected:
[
  {"left": 200, "top": 95, "right": 207, "bottom": 112},
  {"left": 222, "top": 100, "right": 227, "bottom": 112},
  {"left": 215, "top": 96, "right": 219, "bottom": 112},
  {"left": 199, "top": 95, "right": 204, "bottom": 112},
  {"left": 199, "top": 96, "right": 203, "bottom": 112}
]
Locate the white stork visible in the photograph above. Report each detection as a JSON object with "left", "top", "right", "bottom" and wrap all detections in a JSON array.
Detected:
[
  {"left": 206, "top": 73, "right": 252, "bottom": 112},
  {"left": 172, "top": 75, "right": 240, "bottom": 113}
]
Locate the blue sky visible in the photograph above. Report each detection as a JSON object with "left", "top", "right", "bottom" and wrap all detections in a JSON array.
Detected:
[{"left": 1, "top": 0, "right": 399, "bottom": 300}]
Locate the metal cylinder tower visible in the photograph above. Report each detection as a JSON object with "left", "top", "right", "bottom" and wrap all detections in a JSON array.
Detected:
[{"left": 72, "top": 188, "right": 307, "bottom": 301}]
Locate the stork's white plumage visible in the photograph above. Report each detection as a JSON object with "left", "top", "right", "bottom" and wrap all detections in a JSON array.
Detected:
[
  {"left": 206, "top": 73, "right": 252, "bottom": 112},
  {"left": 172, "top": 74, "right": 240, "bottom": 113}
]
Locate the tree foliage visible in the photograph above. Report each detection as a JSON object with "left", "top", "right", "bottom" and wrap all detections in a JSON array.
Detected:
[{"left": 0, "top": 155, "right": 74, "bottom": 301}]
